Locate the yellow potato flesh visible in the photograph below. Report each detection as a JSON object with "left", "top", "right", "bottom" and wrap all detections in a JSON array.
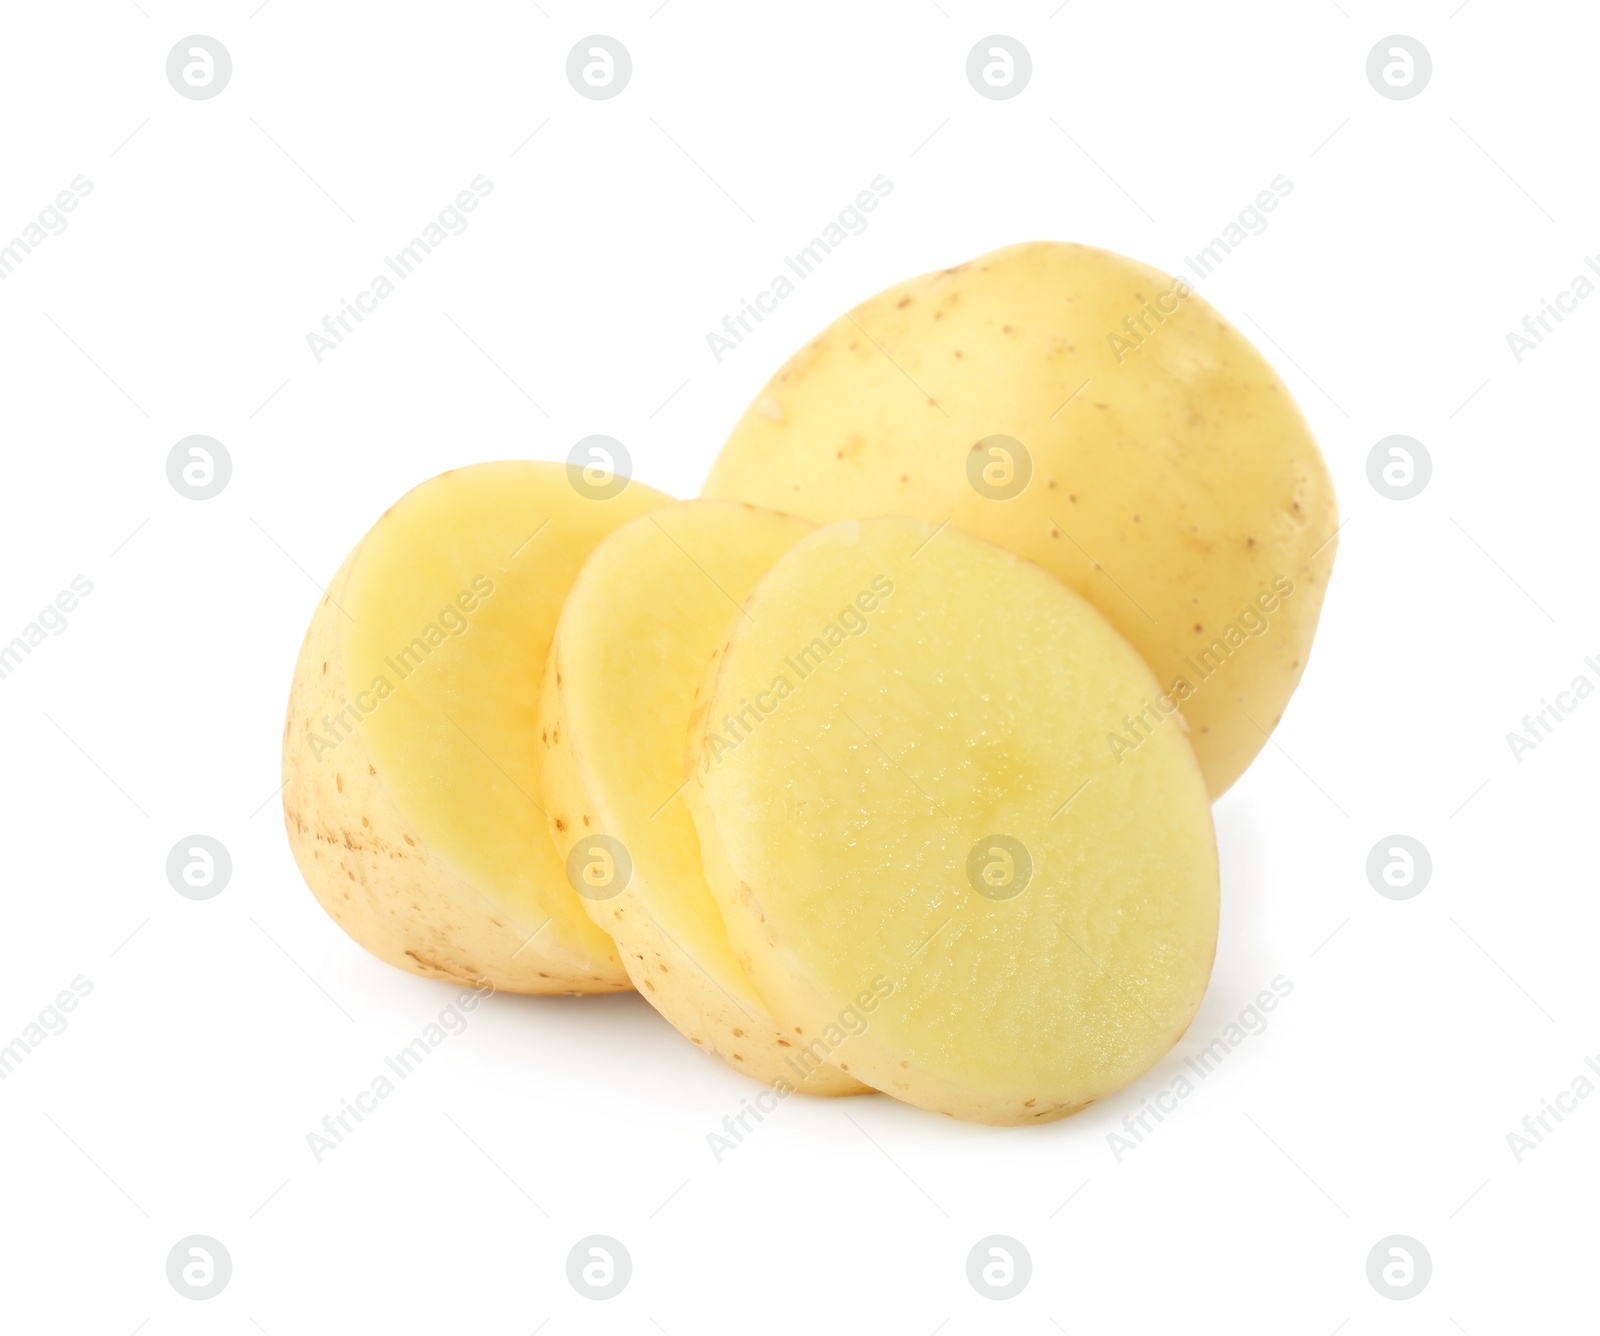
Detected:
[
  {"left": 540, "top": 500, "right": 863, "bottom": 1094},
  {"left": 702, "top": 240, "right": 1337, "bottom": 796},
  {"left": 686, "top": 518, "right": 1219, "bottom": 1124},
  {"left": 282, "top": 461, "right": 669, "bottom": 992}
]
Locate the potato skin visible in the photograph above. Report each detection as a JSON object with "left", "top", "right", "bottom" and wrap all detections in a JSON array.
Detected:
[
  {"left": 281, "top": 545, "right": 630, "bottom": 995},
  {"left": 703, "top": 241, "right": 1337, "bottom": 796}
]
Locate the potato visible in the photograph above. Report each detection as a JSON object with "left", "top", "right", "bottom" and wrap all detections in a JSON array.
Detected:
[
  {"left": 539, "top": 500, "right": 865, "bottom": 1094},
  {"left": 282, "top": 461, "right": 670, "bottom": 993},
  {"left": 684, "top": 517, "right": 1219, "bottom": 1125},
  {"left": 702, "top": 241, "right": 1337, "bottom": 796}
]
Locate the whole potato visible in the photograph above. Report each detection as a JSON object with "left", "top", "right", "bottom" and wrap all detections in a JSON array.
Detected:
[{"left": 702, "top": 241, "right": 1337, "bottom": 796}]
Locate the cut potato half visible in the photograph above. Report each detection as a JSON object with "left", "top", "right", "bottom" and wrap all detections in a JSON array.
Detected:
[
  {"left": 540, "top": 500, "right": 865, "bottom": 1094},
  {"left": 282, "top": 461, "right": 669, "bottom": 993},
  {"left": 702, "top": 240, "right": 1338, "bottom": 797},
  {"left": 685, "top": 517, "right": 1220, "bottom": 1124}
]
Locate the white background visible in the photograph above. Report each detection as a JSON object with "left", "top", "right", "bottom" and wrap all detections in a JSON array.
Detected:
[{"left": 1, "top": 2, "right": 1594, "bottom": 1332}]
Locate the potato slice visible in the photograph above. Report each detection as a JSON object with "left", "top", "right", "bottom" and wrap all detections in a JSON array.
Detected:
[
  {"left": 540, "top": 500, "right": 864, "bottom": 1094},
  {"left": 684, "top": 517, "right": 1219, "bottom": 1124},
  {"left": 702, "top": 240, "right": 1337, "bottom": 796},
  {"left": 282, "top": 461, "right": 669, "bottom": 993}
]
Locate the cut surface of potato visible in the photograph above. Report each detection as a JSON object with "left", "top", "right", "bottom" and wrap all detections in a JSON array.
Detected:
[
  {"left": 702, "top": 240, "right": 1337, "bottom": 796},
  {"left": 540, "top": 500, "right": 863, "bottom": 1094},
  {"left": 282, "top": 461, "right": 669, "bottom": 993},
  {"left": 685, "top": 517, "right": 1219, "bottom": 1124}
]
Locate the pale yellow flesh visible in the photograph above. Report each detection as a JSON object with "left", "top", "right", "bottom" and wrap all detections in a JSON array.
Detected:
[
  {"left": 282, "top": 461, "right": 669, "bottom": 992},
  {"left": 702, "top": 240, "right": 1337, "bottom": 796},
  {"left": 687, "top": 518, "right": 1220, "bottom": 1124},
  {"left": 539, "top": 501, "right": 864, "bottom": 1094}
]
